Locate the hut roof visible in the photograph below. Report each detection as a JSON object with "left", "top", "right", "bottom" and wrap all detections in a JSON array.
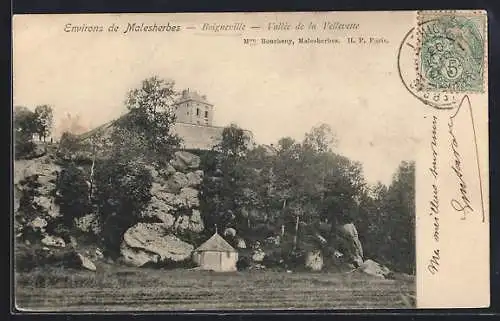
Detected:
[{"left": 194, "top": 232, "right": 237, "bottom": 253}]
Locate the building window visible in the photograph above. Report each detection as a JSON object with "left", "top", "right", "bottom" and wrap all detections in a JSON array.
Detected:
[
  {"left": 204, "top": 111, "right": 208, "bottom": 118},
  {"left": 196, "top": 108, "right": 200, "bottom": 116}
]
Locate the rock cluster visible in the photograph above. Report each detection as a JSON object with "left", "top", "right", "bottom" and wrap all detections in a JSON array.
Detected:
[
  {"left": 120, "top": 151, "right": 205, "bottom": 266},
  {"left": 14, "top": 155, "right": 102, "bottom": 272},
  {"left": 120, "top": 223, "right": 194, "bottom": 267}
]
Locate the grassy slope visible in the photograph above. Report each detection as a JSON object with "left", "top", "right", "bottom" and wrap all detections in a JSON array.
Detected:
[{"left": 15, "top": 266, "right": 415, "bottom": 311}]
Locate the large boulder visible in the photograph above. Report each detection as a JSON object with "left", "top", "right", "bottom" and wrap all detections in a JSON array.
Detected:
[
  {"left": 186, "top": 170, "right": 204, "bottom": 187},
  {"left": 337, "top": 223, "right": 364, "bottom": 267},
  {"left": 189, "top": 209, "right": 204, "bottom": 233},
  {"left": 169, "top": 151, "right": 201, "bottom": 172},
  {"left": 224, "top": 227, "right": 237, "bottom": 238},
  {"left": 179, "top": 187, "right": 200, "bottom": 208},
  {"left": 120, "top": 223, "right": 194, "bottom": 267},
  {"left": 76, "top": 253, "right": 97, "bottom": 272},
  {"left": 148, "top": 183, "right": 184, "bottom": 209},
  {"left": 305, "top": 250, "right": 324, "bottom": 271},
  {"left": 41, "top": 234, "right": 66, "bottom": 248},
  {"left": 251, "top": 248, "right": 266, "bottom": 262},
  {"left": 29, "top": 217, "right": 48, "bottom": 232},
  {"left": 236, "top": 238, "right": 247, "bottom": 249},
  {"left": 164, "top": 172, "right": 188, "bottom": 193},
  {"left": 174, "top": 209, "right": 204, "bottom": 233},
  {"left": 143, "top": 185, "right": 177, "bottom": 225},
  {"left": 148, "top": 184, "right": 200, "bottom": 210},
  {"left": 358, "top": 259, "right": 391, "bottom": 278},
  {"left": 158, "top": 164, "right": 177, "bottom": 179}
]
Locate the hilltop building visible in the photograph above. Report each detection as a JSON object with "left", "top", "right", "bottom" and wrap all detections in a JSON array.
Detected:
[
  {"left": 78, "top": 88, "right": 255, "bottom": 151},
  {"left": 170, "top": 89, "right": 254, "bottom": 151},
  {"left": 173, "top": 89, "right": 214, "bottom": 126}
]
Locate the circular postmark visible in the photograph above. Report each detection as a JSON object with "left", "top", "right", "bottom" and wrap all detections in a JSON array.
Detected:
[{"left": 397, "top": 24, "right": 460, "bottom": 110}]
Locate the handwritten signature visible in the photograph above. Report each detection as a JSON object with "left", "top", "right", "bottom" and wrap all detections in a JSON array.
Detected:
[{"left": 427, "top": 95, "right": 486, "bottom": 275}]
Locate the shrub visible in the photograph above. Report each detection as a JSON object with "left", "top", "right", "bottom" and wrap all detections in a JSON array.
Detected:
[{"left": 55, "top": 163, "right": 90, "bottom": 227}]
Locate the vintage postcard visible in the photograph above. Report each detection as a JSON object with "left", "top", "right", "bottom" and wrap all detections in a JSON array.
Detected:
[{"left": 12, "top": 11, "right": 489, "bottom": 311}]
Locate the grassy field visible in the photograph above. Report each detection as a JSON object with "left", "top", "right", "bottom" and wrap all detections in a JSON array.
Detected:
[{"left": 15, "top": 266, "right": 415, "bottom": 311}]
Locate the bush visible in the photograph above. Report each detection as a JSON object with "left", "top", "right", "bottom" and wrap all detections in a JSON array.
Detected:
[
  {"left": 55, "top": 163, "right": 90, "bottom": 227},
  {"left": 15, "top": 135, "right": 36, "bottom": 159},
  {"left": 236, "top": 256, "right": 251, "bottom": 271},
  {"left": 94, "top": 159, "right": 153, "bottom": 254},
  {"left": 15, "top": 243, "right": 80, "bottom": 272}
]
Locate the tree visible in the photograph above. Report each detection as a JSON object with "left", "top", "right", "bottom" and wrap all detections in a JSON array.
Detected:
[
  {"left": 117, "top": 76, "right": 182, "bottom": 163},
  {"left": 55, "top": 163, "right": 90, "bottom": 227},
  {"left": 34, "top": 105, "right": 53, "bottom": 141},
  {"left": 58, "top": 132, "right": 81, "bottom": 154},
  {"left": 383, "top": 161, "right": 415, "bottom": 273},
  {"left": 14, "top": 106, "right": 37, "bottom": 158},
  {"left": 277, "top": 137, "right": 296, "bottom": 153},
  {"left": 200, "top": 124, "right": 253, "bottom": 236},
  {"left": 215, "top": 123, "right": 250, "bottom": 157},
  {"left": 303, "top": 123, "right": 338, "bottom": 153},
  {"left": 94, "top": 159, "right": 153, "bottom": 254},
  {"left": 354, "top": 161, "right": 415, "bottom": 274}
]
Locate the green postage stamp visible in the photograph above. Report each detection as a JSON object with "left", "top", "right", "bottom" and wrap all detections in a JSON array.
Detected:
[{"left": 417, "top": 11, "right": 486, "bottom": 93}]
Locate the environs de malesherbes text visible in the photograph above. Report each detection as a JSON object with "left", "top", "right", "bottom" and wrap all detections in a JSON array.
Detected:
[{"left": 63, "top": 21, "right": 360, "bottom": 34}]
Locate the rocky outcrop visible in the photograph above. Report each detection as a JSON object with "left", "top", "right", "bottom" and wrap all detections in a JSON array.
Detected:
[
  {"left": 120, "top": 223, "right": 194, "bottom": 267},
  {"left": 337, "top": 223, "right": 364, "bottom": 267},
  {"left": 76, "top": 253, "right": 97, "bottom": 271},
  {"left": 251, "top": 248, "right": 266, "bottom": 262},
  {"left": 169, "top": 151, "right": 201, "bottom": 172},
  {"left": 141, "top": 152, "right": 204, "bottom": 239},
  {"left": 139, "top": 151, "right": 205, "bottom": 258},
  {"left": 174, "top": 209, "right": 204, "bottom": 233},
  {"left": 164, "top": 172, "right": 189, "bottom": 193},
  {"left": 41, "top": 234, "right": 66, "bottom": 248},
  {"left": 186, "top": 170, "right": 204, "bottom": 187},
  {"left": 236, "top": 238, "right": 247, "bottom": 249},
  {"left": 14, "top": 157, "right": 61, "bottom": 221},
  {"left": 358, "top": 259, "right": 391, "bottom": 278},
  {"left": 224, "top": 227, "right": 236, "bottom": 238}
]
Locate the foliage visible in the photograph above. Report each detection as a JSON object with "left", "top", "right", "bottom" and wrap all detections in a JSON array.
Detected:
[
  {"left": 14, "top": 106, "right": 37, "bottom": 159},
  {"left": 55, "top": 163, "right": 90, "bottom": 226},
  {"left": 201, "top": 124, "right": 366, "bottom": 258},
  {"left": 14, "top": 105, "right": 54, "bottom": 158},
  {"left": 93, "top": 159, "right": 153, "bottom": 254},
  {"left": 201, "top": 122, "right": 415, "bottom": 273},
  {"left": 214, "top": 123, "right": 250, "bottom": 157},
  {"left": 355, "top": 161, "right": 415, "bottom": 274},
  {"left": 303, "top": 123, "right": 338, "bottom": 153},
  {"left": 34, "top": 105, "right": 54, "bottom": 141},
  {"left": 58, "top": 132, "right": 81, "bottom": 152},
  {"left": 116, "top": 76, "right": 182, "bottom": 163}
]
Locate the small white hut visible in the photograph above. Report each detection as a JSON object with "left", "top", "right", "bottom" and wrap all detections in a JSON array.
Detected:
[{"left": 192, "top": 231, "right": 238, "bottom": 272}]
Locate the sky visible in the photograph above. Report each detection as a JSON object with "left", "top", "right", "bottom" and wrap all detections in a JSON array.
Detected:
[{"left": 12, "top": 12, "right": 422, "bottom": 185}]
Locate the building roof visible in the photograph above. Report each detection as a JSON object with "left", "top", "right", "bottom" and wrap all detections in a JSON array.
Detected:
[
  {"left": 174, "top": 89, "right": 214, "bottom": 106},
  {"left": 194, "top": 232, "right": 237, "bottom": 253}
]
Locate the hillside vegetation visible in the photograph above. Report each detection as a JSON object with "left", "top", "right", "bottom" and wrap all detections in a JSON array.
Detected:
[{"left": 14, "top": 76, "right": 415, "bottom": 280}]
